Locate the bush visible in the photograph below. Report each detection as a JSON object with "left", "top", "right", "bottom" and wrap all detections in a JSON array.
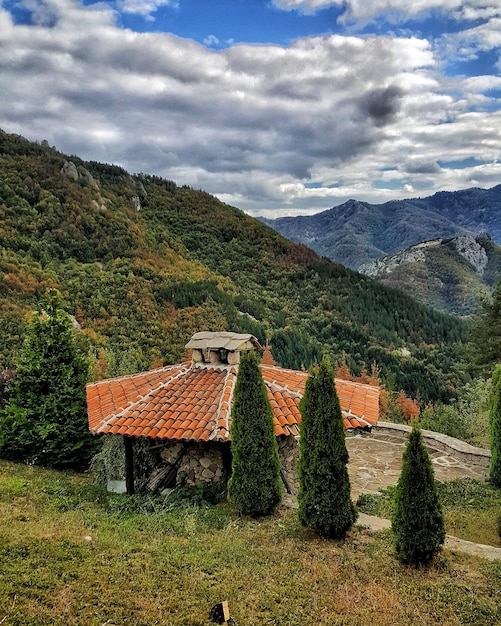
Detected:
[{"left": 392, "top": 426, "right": 445, "bottom": 566}]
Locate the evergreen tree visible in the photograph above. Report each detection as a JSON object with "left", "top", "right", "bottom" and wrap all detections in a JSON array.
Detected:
[
  {"left": 228, "top": 350, "right": 282, "bottom": 516},
  {"left": 298, "top": 358, "right": 357, "bottom": 539},
  {"left": 0, "top": 290, "right": 98, "bottom": 470},
  {"left": 489, "top": 365, "right": 501, "bottom": 487},
  {"left": 392, "top": 426, "right": 445, "bottom": 566},
  {"left": 474, "top": 280, "right": 501, "bottom": 371}
]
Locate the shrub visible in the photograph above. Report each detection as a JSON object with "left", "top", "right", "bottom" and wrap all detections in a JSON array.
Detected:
[
  {"left": 298, "top": 357, "right": 357, "bottom": 539},
  {"left": 392, "top": 425, "right": 445, "bottom": 566}
]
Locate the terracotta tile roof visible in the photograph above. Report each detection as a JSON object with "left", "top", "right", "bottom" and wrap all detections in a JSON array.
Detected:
[{"left": 87, "top": 363, "right": 379, "bottom": 442}]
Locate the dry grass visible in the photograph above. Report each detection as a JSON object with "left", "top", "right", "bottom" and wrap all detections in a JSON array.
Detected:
[{"left": 0, "top": 461, "right": 500, "bottom": 626}]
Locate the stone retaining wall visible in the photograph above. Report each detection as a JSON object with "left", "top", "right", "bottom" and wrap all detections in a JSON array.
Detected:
[{"left": 373, "top": 422, "right": 491, "bottom": 476}]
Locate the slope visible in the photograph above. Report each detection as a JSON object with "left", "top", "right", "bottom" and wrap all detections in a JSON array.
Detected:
[
  {"left": 359, "top": 234, "right": 501, "bottom": 316},
  {"left": 0, "top": 130, "right": 471, "bottom": 403}
]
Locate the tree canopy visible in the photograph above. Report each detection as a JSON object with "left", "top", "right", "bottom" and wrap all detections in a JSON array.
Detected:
[{"left": 489, "top": 365, "right": 501, "bottom": 487}]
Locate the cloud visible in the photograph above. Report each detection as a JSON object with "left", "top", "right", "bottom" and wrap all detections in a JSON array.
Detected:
[
  {"left": 0, "top": 0, "right": 500, "bottom": 216},
  {"left": 118, "top": 0, "right": 177, "bottom": 18},
  {"left": 203, "top": 34, "right": 220, "bottom": 47},
  {"left": 273, "top": 1, "right": 501, "bottom": 24}
]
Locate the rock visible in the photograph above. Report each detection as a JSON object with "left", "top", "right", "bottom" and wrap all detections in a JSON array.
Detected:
[
  {"left": 453, "top": 235, "right": 488, "bottom": 275},
  {"left": 79, "top": 167, "right": 99, "bottom": 190},
  {"left": 61, "top": 160, "right": 79, "bottom": 181},
  {"left": 131, "top": 195, "right": 141, "bottom": 211}
]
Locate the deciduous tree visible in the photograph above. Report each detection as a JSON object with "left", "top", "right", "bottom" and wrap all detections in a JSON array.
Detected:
[
  {"left": 228, "top": 350, "right": 282, "bottom": 516},
  {"left": 298, "top": 358, "right": 357, "bottom": 538},
  {"left": 392, "top": 426, "right": 445, "bottom": 565}
]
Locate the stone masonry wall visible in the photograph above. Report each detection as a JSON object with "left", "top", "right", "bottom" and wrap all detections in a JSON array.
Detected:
[
  {"left": 173, "top": 443, "right": 226, "bottom": 487},
  {"left": 278, "top": 435, "right": 299, "bottom": 495}
]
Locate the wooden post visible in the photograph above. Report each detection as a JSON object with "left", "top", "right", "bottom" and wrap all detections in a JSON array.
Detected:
[{"left": 124, "top": 436, "right": 135, "bottom": 495}]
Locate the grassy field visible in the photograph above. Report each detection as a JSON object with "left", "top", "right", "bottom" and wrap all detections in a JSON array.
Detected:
[{"left": 0, "top": 461, "right": 500, "bottom": 626}]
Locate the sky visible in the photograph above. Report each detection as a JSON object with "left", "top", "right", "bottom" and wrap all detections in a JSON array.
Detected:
[{"left": 0, "top": 0, "right": 500, "bottom": 217}]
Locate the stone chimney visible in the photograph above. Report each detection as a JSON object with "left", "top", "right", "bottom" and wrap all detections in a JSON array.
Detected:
[{"left": 185, "top": 331, "right": 262, "bottom": 368}]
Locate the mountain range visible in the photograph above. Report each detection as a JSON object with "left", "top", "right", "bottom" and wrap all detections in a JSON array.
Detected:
[
  {"left": 260, "top": 186, "right": 501, "bottom": 270},
  {"left": 260, "top": 186, "right": 501, "bottom": 314},
  {"left": 359, "top": 233, "right": 501, "bottom": 316}
]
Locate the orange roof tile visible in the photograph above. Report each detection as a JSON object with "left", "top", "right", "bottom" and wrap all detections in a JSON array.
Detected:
[{"left": 87, "top": 362, "right": 379, "bottom": 442}]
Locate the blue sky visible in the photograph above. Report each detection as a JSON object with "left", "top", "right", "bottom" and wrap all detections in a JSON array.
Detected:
[{"left": 0, "top": 0, "right": 500, "bottom": 215}]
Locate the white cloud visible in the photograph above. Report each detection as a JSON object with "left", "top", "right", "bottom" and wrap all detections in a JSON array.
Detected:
[
  {"left": 0, "top": 0, "right": 500, "bottom": 216},
  {"left": 273, "top": 1, "right": 501, "bottom": 24},
  {"left": 118, "top": 0, "right": 177, "bottom": 17},
  {"left": 203, "top": 34, "right": 220, "bottom": 48}
]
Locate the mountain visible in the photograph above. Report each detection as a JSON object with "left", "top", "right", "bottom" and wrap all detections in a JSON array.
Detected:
[
  {"left": 0, "top": 130, "right": 473, "bottom": 403},
  {"left": 359, "top": 234, "right": 501, "bottom": 316},
  {"left": 260, "top": 186, "right": 501, "bottom": 271}
]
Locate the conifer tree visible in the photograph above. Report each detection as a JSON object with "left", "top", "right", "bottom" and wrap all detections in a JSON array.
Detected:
[
  {"left": 298, "top": 358, "right": 357, "bottom": 538},
  {"left": 475, "top": 280, "right": 501, "bottom": 370},
  {"left": 0, "top": 290, "right": 98, "bottom": 470},
  {"left": 228, "top": 350, "right": 282, "bottom": 516},
  {"left": 489, "top": 365, "right": 501, "bottom": 487},
  {"left": 392, "top": 425, "right": 445, "bottom": 566}
]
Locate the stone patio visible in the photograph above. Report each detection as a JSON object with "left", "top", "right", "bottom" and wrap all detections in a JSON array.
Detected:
[{"left": 346, "top": 431, "right": 488, "bottom": 500}]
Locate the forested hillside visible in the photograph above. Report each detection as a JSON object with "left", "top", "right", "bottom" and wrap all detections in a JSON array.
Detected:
[
  {"left": 359, "top": 234, "right": 501, "bottom": 316},
  {"left": 0, "top": 130, "right": 472, "bottom": 403}
]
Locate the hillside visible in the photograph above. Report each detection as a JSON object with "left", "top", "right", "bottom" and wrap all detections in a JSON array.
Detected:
[
  {"left": 260, "top": 186, "right": 501, "bottom": 271},
  {"left": 359, "top": 234, "right": 501, "bottom": 316},
  {"left": 0, "top": 130, "right": 472, "bottom": 403}
]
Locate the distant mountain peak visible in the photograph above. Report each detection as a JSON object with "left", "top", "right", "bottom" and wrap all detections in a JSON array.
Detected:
[{"left": 262, "top": 184, "right": 501, "bottom": 271}]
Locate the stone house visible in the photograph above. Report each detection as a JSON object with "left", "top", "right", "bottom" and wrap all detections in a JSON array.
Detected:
[{"left": 87, "top": 331, "right": 379, "bottom": 496}]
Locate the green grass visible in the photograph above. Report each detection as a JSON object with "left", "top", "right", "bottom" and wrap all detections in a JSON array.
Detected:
[
  {"left": 356, "top": 479, "right": 501, "bottom": 547},
  {"left": 0, "top": 461, "right": 500, "bottom": 625}
]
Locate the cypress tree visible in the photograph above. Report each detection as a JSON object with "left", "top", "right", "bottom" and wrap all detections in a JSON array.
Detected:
[
  {"left": 475, "top": 280, "right": 501, "bottom": 370},
  {"left": 489, "top": 365, "right": 501, "bottom": 487},
  {"left": 228, "top": 350, "right": 282, "bottom": 516},
  {"left": 392, "top": 425, "right": 445, "bottom": 566},
  {"left": 298, "top": 358, "right": 357, "bottom": 539},
  {"left": 0, "top": 290, "right": 98, "bottom": 470}
]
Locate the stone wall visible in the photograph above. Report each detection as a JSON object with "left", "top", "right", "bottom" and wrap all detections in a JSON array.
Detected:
[
  {"left": 278, "top": 435, "right": 299, "bottom": 495},
  {"left": 100, "top": 435, "right": 300, "bottom": 495},
  {"left": 173, "top": 443, "right": 226, "bottom": 487},
  {"left": 373, "top": 421, "right": 491, "bottom": 476}
]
